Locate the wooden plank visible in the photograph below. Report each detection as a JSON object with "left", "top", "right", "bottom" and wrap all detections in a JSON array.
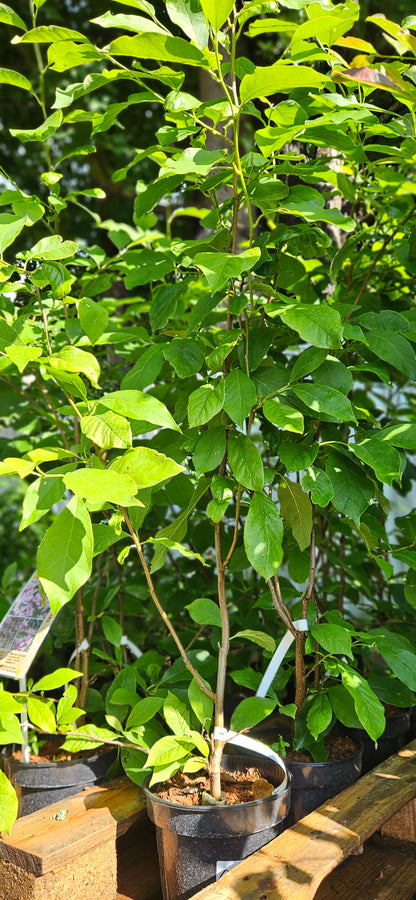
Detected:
[
  {"left": 192, "top": 741, "right": 416, "bottom": 900},
  {"left": 0, "top": 837, "right": 117, "bottom": 900},
  {"left": 315, "top": 835, "right": 416, "bottom": 899},
  {"left": 0, "top": 776, "right": 146, "bottom": 874},
  {"left": 381, "top": 797, "right": 416, "bottom": 843},
  {"left": 116, "top": 817, "right": 162, "bottom": 900}
]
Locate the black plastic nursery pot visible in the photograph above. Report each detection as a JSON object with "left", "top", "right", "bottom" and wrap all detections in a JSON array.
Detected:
[
  {"left": 285, "top": 739, "right": 363, "bottom": 826},
  {"left": 0, "top": 738, "right": 117, "bottom": 816},
  {"left": 143, "top": 753, "right": 292, "bottom": 900},
  {"left": 342, "top": 708, "right": 411, "bottom": 775}
]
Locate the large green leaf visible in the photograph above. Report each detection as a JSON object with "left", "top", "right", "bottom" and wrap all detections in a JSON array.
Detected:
[
  {"left": 166, "top": 0, "right": 209, "bottom": 48},
  {"left": 97, "top": 390, "right": 180, "bottom": 431},
  {"left": 0, "top": 214, "right": 27, "bottom": 253},
  {"left": 150, "top": 281, "right": 186, "bottom": 332},
  {"left": 339, "top": 662, "right": 385, "bottom": 742},
  {"left": 278, "top": 304, "right": 342, "bottom": 349},
  {"left": 292, "top": 9, "right": 358, "bottom": 47},
  {"left": 188, "top": 678, "right": 213, "bottom": 728},
  {"left": 20, "top": 476, "right": 65, "bottom": 529},
  {"left": 311, "top": 623, "right": 353, "bottom": 659},
  {"left": 199, "top": 0, "right": 234, "bottom": 30},
  {"left": 186, "top": 597, "right": 222, "bottom": 627},
  {"left": 326, "top": 451, "right": 375, "bottom": 524},
  {"left": 37, "top": 496, "right": 93, "bottom": 613},
  {"left": 306, "top": 693, "right": 332, "bottom": 740},
  {"left": 47, "top": 346, "right": 100, "bottom": 387},
  {"left": 81, "top": 412, "right": 132, "bottom": 449},
  {"left": 0, "top": 68, "right": 33, "bottom": 92},
  {"left": 27, "top": 235, "right": 78, "bottom": 260},
  {"left": 351, "top": 437, "right": 403, "bottom": 486},
  {"left": 110, "top": 447, "right": 183, "bottom": 488},
  {"left": 64, "top": 468, "right": 142, "bottom": 507},
  {"left": 0, "top": 770, "right": 18, "bottom": 835},
  {"left": 365, "top": 331, "right": 416, "bottom": 379},
  {"left": 290, "top": 383, "right": 356, "bottom": 422},
  {"left": 231, "top": 629, "right": 275, "bottom": 654},
  {"left": 278, "top": 478, "right": 312, "bottom": 551},
  {"left": 10, "top": 110, "right": 63, "bottom": 143},
  {"left": 240, "top": 61, "right": 330, "bottom": 104},
  {"left": 223, "top": 370, "right": 257, "bottom": 429},
  {"left": 188, "top": 379, "right": 225, "bottom": 427},
  {"left": 301, "top": 467, "right": 334, "bottom": 507},
  {"left": 193, "top": 247, "right": 261, "bottom": 294},
  {"left": 108, "top": 32, "right": 213, "bottom": 67},
  {"left": 121, "top": 346, "right": 164, "bottom": 391},
  {"left": 193, "top": 427, "right": 226, "bottom": 473},
  {"left": 228, "top": 433, "right": 264, "bottom": 491},
  {"left": 263, "top": 398, "right": 304, "bottom": 433},
  {"left": 374, "top": 635, "right": 416, "bottom": 692},
  {"left": 163, "top": 336, "right": 205, "bottom": 378},
  {"left": 79, "top": 296, "right": 108, "bottom": 344},
  {"left": 278, "top": 186, "right": 354, "bottom": 231},
  {"left": 230, "top": 697, "right": 277, "bottom": 732},
  {"left": 244, "top": 491, "right": 283, "bottom": 579},
  {"left": 0, "top": 4, "right": 27, "bottom": 30}
]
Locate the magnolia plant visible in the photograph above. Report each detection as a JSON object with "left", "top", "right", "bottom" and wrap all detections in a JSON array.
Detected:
[{"left": 1, "top": 0, "right": 416, "bottom": 830}]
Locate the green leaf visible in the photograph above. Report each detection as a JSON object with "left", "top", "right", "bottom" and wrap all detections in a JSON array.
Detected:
[
  {"left": 0, "top": 714, "right": 23, "bottom": 745},
  {"left": 62, "top": 725, "right": 116, "bottom": 753},
  {"left": 326, "top": 451, "right": 375, "bottom": 524},
  {"left": 146, "top": 734, "right": 191, "bottom": 768},
  {"left": 10, "top": 110, "right": 63, "bottom": 143},
  {"left": 108, "top": 32, "right": 213, "bottom": 68},
  {"left": 307, "top": 693, "right": 332, "bottom": 740},
  {"left": 166, "top": 0, "right": 209, "bottom": 48},
  {"left": 27, "top": 697, "right": 56, "bottom": 734},
  {"left": 102, "top": 615, "right": 123, "bottom": 647},
  {"left": 126, "top": 697, "right": 164, "bottom": 730},
  {"left": 199, "top": 0, "right": 234, "bottom": 30},
  {"left": 228, "top": 433, "right": 264, "bottom": 491},
  {"left": 263, "top": 398, "right": 304, "bottom": 433},
  {"left": 151, "top": 477, "right": 209, "bottom": 572},
  {"left": 244, "top": 491, "right": 283, "bottom": 580},
  {"left": 230, "top": 697, "right": 276, "bottom": 732},
  {"left": 188, "top": 379, "right": 224, "bottom": 427},
  {"left": 98, "top": 390, "right": 180, "bottom": 432},
  {"left": 64, "top": 469, "right": 141, "bottom": 507},
  {"left": 374, "top": 636, "right": 416, "bottom": 692},
  {"left": 79, "top": 297, "right": 108, "bottom": 344},
  {"left": 0, "top": 4, "right": 27, "bottom": 30},
  {"left": 124, "top": 249, "right": 175, "bottom": 288},
  {"left": 20, "top": 476, "right": 65, "bottom": 530},
  {"left": 37, "top": 496, "right": 93, "bottom": 613},
  {"left": 292, "top": 10, "right": 358, "bottom": 47},
  {"left": 232, "top": 629, "right": 275, "bottom": 654},
  {"left": 121, "top": 346, "right": 164, "bottom": 391},
  {"left": 164, "top": 147, "right": 225, "bottom": 176},
  {"left": 47, "top": 346, "right": 100, "bottom": 387},
  {"left": 110, "top": 447, "right": 183, "bottom": 488},
  {"left": 223, "top": 370, "right": 257, "bottom": 429},
  {"left": 278, "top": 478, "right": 312, "bottom": 551},
  {"left": 290, "top": 383, "right": 357, "bottom": 423},
  {"left": 0, "top": 68, "right": 33, "bottom": 92},
  {"left": 375, "top": 424, "right": 416, "bottom": 450},
  {"left": 351, "top": 438, "right": 403, "bottom": 487},
  {"left": 0, "top": 769, "right": 18, "bottom": 835},
  {"left": 279, "top": 304, "right": 342, "bottom": 349},
  {"left": 163, "top": 692, "right": 191, "bottom": 737},
  {"left": 240, "top": 62, "right": 330, "bottom": 104},
  {"left": 279, "top": 441, "right": 318, "bottom": 473},
  {"left": 365, "top": 331, "right": 416, "bottom": 379},
  {"left": 193, "top": 427, "right": 226, "bottom": 473},
  {"left": 301, "top": 468, "right": 333, "bottom": 507},
  {"left": 311, "top": 623, "right": 353, "bottom": 659},
  {"left": 193, "top": 247, "right": 261, "bottom": 294},
  {"left": 27, "top": 235, "right": 78, "bottom": 260},
  {"left": 163, "top": 336, "right": 205, "bottom": 378},
  {"left": 188, "top": 679, "right": 213, "bottom": 730},
  {"left": 32, "top": 668, "right": 79, "bottom": 691},
  {"left": 186, "top": 597, "right": 221, "bottom": 627},
  {"left": 0, "top": 214, "right": 27, "bottom": 253},
  {"left": 5, "top": 346, "right": 42, "bottom": 373},
  {"left": 81, "top": 412, "right": 132, "bottom": 449},
  {"left": 151, "top": 281, "right": 186, "bottom": 331},
  {"left": 339, "top": 662, "right": 385, "bottom": 742},
  {"left": 279, "top": 186, "right": 354, "bottom": 231}
]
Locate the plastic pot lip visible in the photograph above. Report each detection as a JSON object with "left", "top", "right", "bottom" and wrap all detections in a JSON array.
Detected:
[
  {"left": 142, "top": 763, "right": 293, "bottom": 814},
  {"left": 286, "top": 737, "right": 363, "bottom": 770},
  {"left": 1, "top": 743, "right": 115, "bottom": 770}
]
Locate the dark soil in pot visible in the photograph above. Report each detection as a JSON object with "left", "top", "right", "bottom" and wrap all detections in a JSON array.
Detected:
[
  {"left": 284, "top": 734, "right": 363, "bottom": 825},
  {"left": 340, "top": 706, "right": 411, "bottom": 775},
  {"left": 143, "top": 753, "right": 292, "bottom": 900},
  {"left": 0, "top": 735, "right": 117, "bottom": 816}
]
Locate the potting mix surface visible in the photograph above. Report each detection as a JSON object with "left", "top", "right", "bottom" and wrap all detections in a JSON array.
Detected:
[
  {"left": 286, "top": 734, "right": 359, "bottom": 763},
  {"left": 155, "top": 768, "right": 276, "bottom": 806}
]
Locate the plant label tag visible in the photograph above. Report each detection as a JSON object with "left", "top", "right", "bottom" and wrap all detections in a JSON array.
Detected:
[
  {"left": 0, "top": 574, "right": 54, "bottom": 679},
  {"left": 216, "top": 859, "right": 240, "bottom": 880}
]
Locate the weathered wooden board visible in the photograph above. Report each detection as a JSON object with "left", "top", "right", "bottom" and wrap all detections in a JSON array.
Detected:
[
  {"left": 192, "top": 741, "right": 416, "bottom": 900},
  {"left": 315, "top": 835, "right": 416, "bottom": 899}
]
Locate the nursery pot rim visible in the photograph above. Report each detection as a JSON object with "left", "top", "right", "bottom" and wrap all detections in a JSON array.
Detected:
[
  {"left": 286, "top": 736, "right": 363, "bottom": 770},
  {"left": 142, "top": 753, "right": 291, "bottom": 813},
  {"left": 2, "top": 742, "right": 112, "bottom": 769}
]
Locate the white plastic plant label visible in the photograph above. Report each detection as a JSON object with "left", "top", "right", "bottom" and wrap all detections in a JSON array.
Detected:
[
  {"left": 0, "top": 574, "right": 54, "bottom": 679},
  {"left": 216, "top": 859, "right": 240, "bottom": 880}
]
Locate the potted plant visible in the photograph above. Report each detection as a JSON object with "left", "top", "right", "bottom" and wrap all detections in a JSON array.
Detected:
[{"left": 2, "top": 0, "right": 416, "bottom": 894}]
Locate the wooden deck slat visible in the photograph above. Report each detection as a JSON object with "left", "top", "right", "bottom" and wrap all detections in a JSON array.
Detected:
[{"left": 192, "top": 741, "right": 416, "bottom": 900}]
